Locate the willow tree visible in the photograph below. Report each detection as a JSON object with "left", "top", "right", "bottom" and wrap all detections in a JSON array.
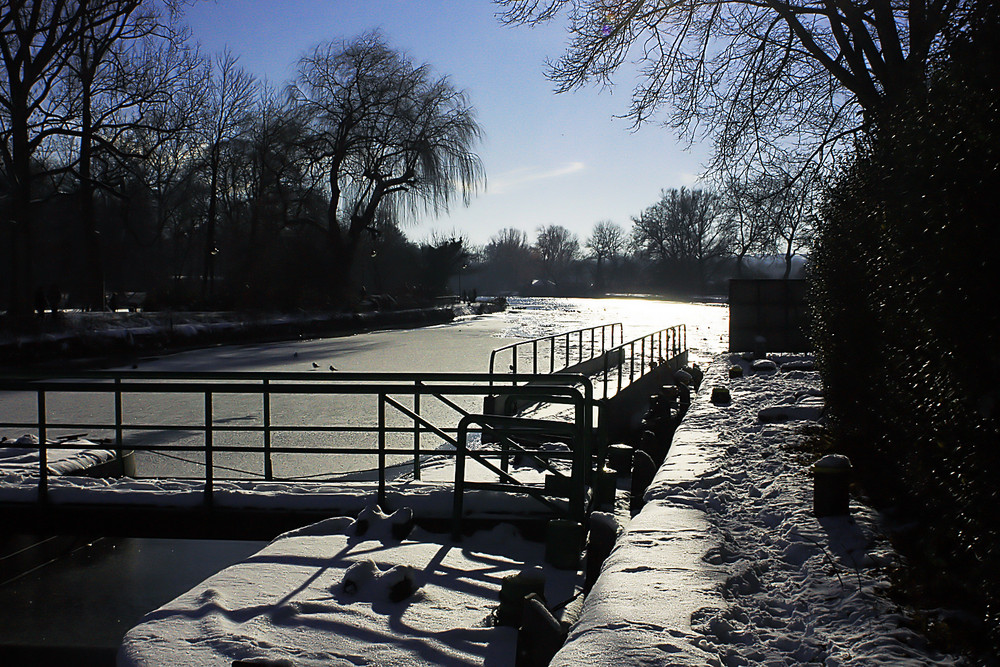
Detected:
[
  {"left": 496, "top": 0, "right": 967, "bottom": 172},
  {"left": 289, "top": 33, "right": 485, "bottom": 302}
]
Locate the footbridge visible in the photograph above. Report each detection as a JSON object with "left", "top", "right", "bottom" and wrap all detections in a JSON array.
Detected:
[{"left": 0, "top": 323, "right": 688, "bottom": 542}]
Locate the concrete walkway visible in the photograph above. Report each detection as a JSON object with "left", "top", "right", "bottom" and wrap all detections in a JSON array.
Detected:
[{"left": 552, "top": 359, "right": 731, "bottom": 665}]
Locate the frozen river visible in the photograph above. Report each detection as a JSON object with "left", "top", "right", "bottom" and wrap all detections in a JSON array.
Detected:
[
  {"left": 116, "top": 296, "right": 728, "bottom": 374},
  {"left": 2, "top": 297, "right": 729, "bottom": 479}
]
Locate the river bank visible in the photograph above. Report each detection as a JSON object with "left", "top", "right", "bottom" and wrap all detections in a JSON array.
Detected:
[{"left": 0, "top": 300, "right": 506, "bottom": 369}]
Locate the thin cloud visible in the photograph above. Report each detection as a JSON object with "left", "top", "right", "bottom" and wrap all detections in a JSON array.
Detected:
[{"left": 489, "top": 161, "right": 586, "bottom": 194}]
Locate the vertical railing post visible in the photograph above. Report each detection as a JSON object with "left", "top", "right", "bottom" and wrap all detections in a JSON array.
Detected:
[
  {"left": 533, "top": 340, "right": 538, "bottom": 374},
  {"left": 452, "top": 419, "right": 469, "bottom": 541},
  {"left": 564, "top": 332, "right": 570, "bottom": 369},
  {"left": 204, "top": 391, "right": 213, "bottom": 506},
  {"left": 114, "top": 378, "right": 124, "bottom": 464},
  {"left": 578, "top": 330, "right": 583, "bottom": 364},
  {"left": 641, "top": 337, "right": 646, "bottom": 376},
  {"left": 263, "top": 379, "right": 273, "bottom": 481},
  {"left": 550, "top": 338, "right": 555, "bottom": 374},
  {"left": 629, "top": 341, "right": 635, "bottom": 383},
  {"left": 572, "top": 397, "right": 587, "bottom": 525},
  {"left": 378, "top": 393, "right": 387, "bottom": 508},
  {"left": 413, "top": 381, "right": 422, "bottom": 480},
  {"left": 590, "top": 327, "right": 595, "bottom": 361},
  {"left": 500, "top": 430, "right": 509, "bottom": 475},
  {"left": 37, "top": 390, "right": 47, "bottom": 503},
  {"left": 617, "top": 348, "right": 623, "bottom": 393}
]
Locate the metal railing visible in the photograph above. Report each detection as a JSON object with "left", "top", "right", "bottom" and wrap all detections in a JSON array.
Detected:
[
  {"left": 595, "top": 324, "right": 687, "bottom": 399},
  {"left": 0, "top": 371, "right": 595, "bottom": 531},
  {"left": 489, "top": 323, "right": 622, "bottom": 382}
]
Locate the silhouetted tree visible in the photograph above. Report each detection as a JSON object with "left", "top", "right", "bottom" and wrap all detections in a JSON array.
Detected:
[
  {"left": 0, "top": 1, "right": 88, "bottom": 316},
  {"left": 496, "top": 0, "right": 971, "bottom": 173},
  {"left": 586, "top": 219, "right": 625, "bottom": 291},
  {"left": 64, "top": 0, "right": 192, "bottom": 309},
  {"left": 631, "top": 187, "right": 728, "bottom": 293},
  {"left": 419, "top": 233, "right": 468, "bottom": 297},
  {"left": 482, "top": 227, "right": 533, "bottom": 292},
  {"left": 535, "top": 224, "right": 579, "bottom": 284},
  {"left": 766, "top": 169, "right": 817, "bottom": 279},
  {"left": 716, "top": 175, "right": 774, "bottom": 278},
  {"left": 197, "top": 51, "right": 256, "bottom": 301},
  {"left": 288, "top": 32, "right": 484, "bottom": 304}
]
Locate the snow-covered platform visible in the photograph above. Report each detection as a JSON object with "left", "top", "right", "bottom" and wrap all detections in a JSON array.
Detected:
[
  {"left": 0, "top": 434, "right": 124, "bottom": 476},
  {"left": 118, "top": 511, "right": 583, "bottom": 666}
]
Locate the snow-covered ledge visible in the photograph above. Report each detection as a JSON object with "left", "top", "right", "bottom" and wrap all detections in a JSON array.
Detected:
[{"left": 551, "top": 359, "right": 731, "bottom": 666}]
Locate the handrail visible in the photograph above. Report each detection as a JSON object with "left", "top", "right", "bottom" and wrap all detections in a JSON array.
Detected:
[
  {"left": 595, "top": 324, "right": 688, "bottom": 400},
  {"left": 454, "top": 413, "right": 585, "bottom": 539},
  {"left": 0, "top": 371, "right": 595, "bottom": 520},
  {"left": 488, "top": 322, "right": 622, "bottom": 383}
]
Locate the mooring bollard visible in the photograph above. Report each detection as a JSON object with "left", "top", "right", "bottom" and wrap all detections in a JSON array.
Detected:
[
  {"left": 497, "top": 568, "right": 546, "bottom": 627},
  {"left": 813, "top": 454, "right": 853, "bottom": 517},
  {"left": 606, "top": 443, "right": 633, "bottom": 474},
  {"left": 753, "top": 335, "right": 767, "bottom": 360},
  {"left": 545, "top": 519, "right": 585, "bottom": 570},
  {"left": 592, "top": 467, "right": 617, "bottom": 508}
]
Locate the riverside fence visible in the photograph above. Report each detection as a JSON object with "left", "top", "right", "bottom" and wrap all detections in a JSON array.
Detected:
[{"left": 0, "top": 371, "right": 596, "bottom": 532}]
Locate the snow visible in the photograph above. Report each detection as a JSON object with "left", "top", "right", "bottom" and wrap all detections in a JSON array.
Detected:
[
  {"left": 558, "top": 354, "right": 957, "bottom": 666},
  {"left": 0, "top": 433, "right": 117, "bottom": 475},
  {"left": 112, "top": 353, "right": 959, "bottom": 666},
  {"left": 118, "top": 517, "right": 582, "bottom": 666}
]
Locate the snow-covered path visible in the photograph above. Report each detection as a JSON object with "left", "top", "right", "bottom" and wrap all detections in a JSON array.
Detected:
[{"left": 554, "top": 355, "right": 958, "bottom": 666}]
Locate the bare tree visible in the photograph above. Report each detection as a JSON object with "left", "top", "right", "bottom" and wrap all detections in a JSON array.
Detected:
[
  {"left": 496, "top": 0, "right": 967, "bottom": 172},
  {"left": 632, "top": 187, "right": 728, "bottom": 292},
  {"left": 716, "top": 174, "right": 775, "bottom": 277},
  {"left": 197, "top": 51, "right": 256, "bottom": 301},
  {"left": 766, "top": 168, "right": 817, "bottom": 278},
  {"left": 288, "top": 32, "right": 485, "bottom": 302},
  {"left": 119, "top": 44, "right": 209, "bottom": 285},
  {"left": 586, "top": 218, "right": 624, "bottom": 290},
  {"left": 535, "top": 223, "right": 579, "bottom": 283},
  {"left": 483, "top": 226, "right": 533, "bottom": 291},
  {"left": 64, "top": 0, "right": 196, "bottom": 308}
]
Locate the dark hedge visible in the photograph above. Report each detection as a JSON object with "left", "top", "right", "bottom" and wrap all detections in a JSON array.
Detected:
[{"left": 809, "top": 2, "right": 1000, "bottom": 654}]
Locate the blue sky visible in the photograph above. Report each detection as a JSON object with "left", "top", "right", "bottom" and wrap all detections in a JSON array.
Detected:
[{"left": 182, "top": 0, "right": 709, "bottom": 246}]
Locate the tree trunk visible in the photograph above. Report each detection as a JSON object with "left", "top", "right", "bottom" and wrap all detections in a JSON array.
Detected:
[
  {"left": 80, "top": 67, "right": 106, "bottom": 310},
  {"left": 6, "top": 84, "right": 35, "bottom": 320},
  {"left": 202, "top": 144, "right": 221, "bottom": 303}
]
